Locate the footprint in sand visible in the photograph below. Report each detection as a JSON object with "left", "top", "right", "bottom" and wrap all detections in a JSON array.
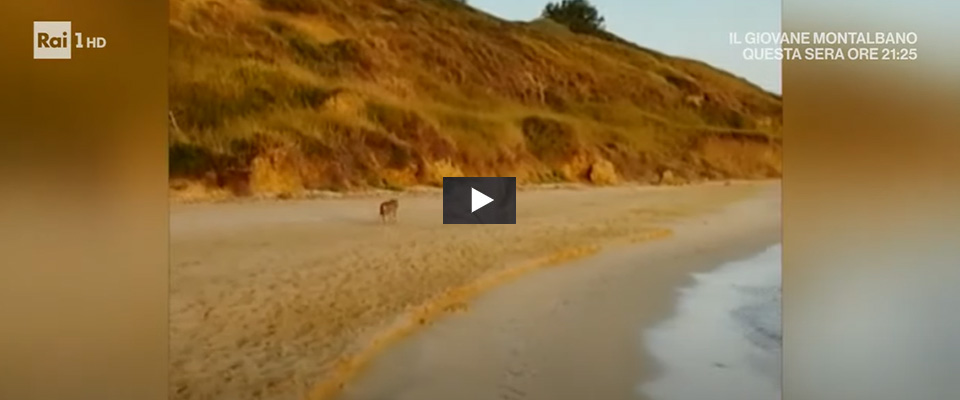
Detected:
[{"left": 498, "top": 339, "right": 532, "bottom": 399}]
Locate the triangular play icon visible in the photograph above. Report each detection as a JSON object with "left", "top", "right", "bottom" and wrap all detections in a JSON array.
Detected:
[{"left": 471, "top": 187, "right": 494, "bottom": 213}]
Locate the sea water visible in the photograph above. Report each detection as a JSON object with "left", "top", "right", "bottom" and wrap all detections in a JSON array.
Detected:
[{"left": 638, "top": 244, "right": 782, "bottom": 400}]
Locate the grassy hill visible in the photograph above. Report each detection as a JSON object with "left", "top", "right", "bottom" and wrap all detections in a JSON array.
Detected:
[{"left": 168, "top": 0, "right": 782, "bottom": 199}]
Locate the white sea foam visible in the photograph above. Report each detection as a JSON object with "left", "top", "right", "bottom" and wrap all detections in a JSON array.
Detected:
[{"left": 638, "top": 244, "right": 782, "bottom": 400}]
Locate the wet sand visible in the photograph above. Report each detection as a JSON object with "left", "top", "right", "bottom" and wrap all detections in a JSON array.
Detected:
[
  {"left": 170, "top": 181, "right": 778, "bottom": 400},
  {"left": 640, "top": 244, "right": 782, "bottom": 400},
  {"left": 334, "top": 183, "right": 780, "bottom": 400}
]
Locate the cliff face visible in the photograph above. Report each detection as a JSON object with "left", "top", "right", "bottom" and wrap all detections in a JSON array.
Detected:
[{"left": 168, "top": 0, "right": 782, "bottom": 197}]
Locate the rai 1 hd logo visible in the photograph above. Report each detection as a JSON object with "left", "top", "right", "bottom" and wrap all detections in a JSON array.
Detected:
[{"left": 33, "top": 21, "right": 107, "bottom": 59}]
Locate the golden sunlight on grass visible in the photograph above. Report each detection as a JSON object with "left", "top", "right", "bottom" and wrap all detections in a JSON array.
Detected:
[{"left": 168, "top": 0, "right": 781, "bottom": 200}]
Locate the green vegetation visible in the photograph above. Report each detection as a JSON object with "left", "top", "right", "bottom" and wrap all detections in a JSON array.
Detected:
[
  {"left": 168, "top": 0, "right": 782, "bottom": 198},
  {"left": 542, "top": 0, "right": 606, "bottom": 36}
]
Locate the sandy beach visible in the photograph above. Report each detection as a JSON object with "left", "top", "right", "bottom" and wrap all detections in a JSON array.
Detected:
[
  {"left": 334, "top": 182, "right": 780, "bottom": 400},
  {"left": 170, "top": 181, "right": 779, "bottom": 400}
]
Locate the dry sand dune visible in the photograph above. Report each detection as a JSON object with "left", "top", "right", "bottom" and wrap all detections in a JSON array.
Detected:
[{"left": 170, "top": 181, "right": 775, "bottom": 400}]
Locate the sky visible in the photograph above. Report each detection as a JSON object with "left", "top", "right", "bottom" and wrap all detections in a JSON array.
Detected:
[{"left": 469, "top": 0, "right": 783, "bottom": 94}]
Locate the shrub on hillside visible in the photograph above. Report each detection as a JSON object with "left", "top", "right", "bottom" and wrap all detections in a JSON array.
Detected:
[
  {"left": 542, "top": 0, "right": 606, "bottom": 36},
  {"left": 169, "top": 142, "right": 215, "bottom": 178},
  {"left": 520, "top": 116, "right": 580, "bottom": 163}
]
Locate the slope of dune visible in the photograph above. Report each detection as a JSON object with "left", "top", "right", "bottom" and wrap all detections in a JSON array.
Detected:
[{"left": 168, "top": 0, "right": 782, "bottom": 198}]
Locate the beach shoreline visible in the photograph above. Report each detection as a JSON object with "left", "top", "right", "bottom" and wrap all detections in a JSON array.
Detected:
[
  {"left": 639, "top": 243, "right": 782, "bottom": 400},
  {"left": 334, "top": 182, "right": 780, "bottom": 400},
  {"left": 170, "top": 181, "right": 779, "bottom": 400}
]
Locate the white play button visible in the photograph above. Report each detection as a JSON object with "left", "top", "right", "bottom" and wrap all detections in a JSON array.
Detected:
[
  {"left": 442, "top": 178, "right": 516, "bottom": 224},
  {"left": 471, "top": 187, "right": 494, "bottom": 213}
]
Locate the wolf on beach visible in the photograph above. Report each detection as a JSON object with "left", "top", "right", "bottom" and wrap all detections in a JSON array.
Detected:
[{"left": 379, "top": 199, "right": 399, "bottom": 224}]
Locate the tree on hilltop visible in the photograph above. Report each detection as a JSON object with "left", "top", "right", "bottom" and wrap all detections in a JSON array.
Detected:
[{"left": 542, "top": 0, "right": 606, "bottom": 35}]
